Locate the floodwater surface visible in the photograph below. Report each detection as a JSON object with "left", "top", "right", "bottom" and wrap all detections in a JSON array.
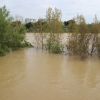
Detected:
[{"left": 0, "top": 33, "right": 100, "bottom": 100}]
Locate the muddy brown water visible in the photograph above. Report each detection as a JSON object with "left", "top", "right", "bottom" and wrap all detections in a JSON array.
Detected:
[{"left": 0, "top": 33, "right": 100, "bottom": 100}]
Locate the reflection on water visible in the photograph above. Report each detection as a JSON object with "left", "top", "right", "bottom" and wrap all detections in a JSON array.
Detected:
[
  {"left": 0, "top": 49, "right": 27, "bottom": 88},
  {"left": 86, "top": 60, "right": 100, "bottom": 88},
  {"left": 0, "top": 48, "right": 100, "bottom": 100}
]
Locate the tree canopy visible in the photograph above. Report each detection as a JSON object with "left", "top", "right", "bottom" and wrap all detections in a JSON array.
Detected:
[{"left": 0, "top": 6, "right": 31, "bottom": 56}]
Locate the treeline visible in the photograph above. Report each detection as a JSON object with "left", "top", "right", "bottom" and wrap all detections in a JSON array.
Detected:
[
  {"left": 1, "top": 5, "right": 100, "bottom": 59},
  {"left": 66, "top": 15, "right": 100, "bottom": 59},
  {"left": 0, "top": 6, "right": 31, "bottom": 56},
  {"left": 25, "top": 7, "right": 63, "bottom": 54},
  {"left": 25, "top": 8, "right": 100, "bottom": 59}
]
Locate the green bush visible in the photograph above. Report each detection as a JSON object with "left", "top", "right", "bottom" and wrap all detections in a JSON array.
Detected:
[
  {"left": 45, "top": 39, "right": 63, "bottom": 54},
  {"left": 0, "top": 6, "right": 32, "bottom": 56}
]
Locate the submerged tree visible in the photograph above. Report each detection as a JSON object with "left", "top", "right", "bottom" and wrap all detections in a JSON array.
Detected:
[
  {"left": 45, "top": 7, "right": 63, "bottom": 53},
  {"left": 67, "top": 15, "right": 90, "bottom": 58},
  {"left": 33, "top": 19, "right": 48, "bottom": 49},
  {"left": 90, "top": 15, "right": 100, "bottom": 56}
]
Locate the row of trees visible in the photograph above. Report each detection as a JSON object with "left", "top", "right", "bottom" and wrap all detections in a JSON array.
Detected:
[
  {"left": 0, "top": 6, "right": 31, "bottom": 56},
  {"left": 66, "top": 15, "right": 100, "bottom": 58},
  {"left": 25, "top": 8, "right": 63, "bottom": 53},
  {"left": 25, "top": 7, "right": 100, "bottom": 59},
  {"left": 1, "top": 5, "right": 100, "bottom": 59}
]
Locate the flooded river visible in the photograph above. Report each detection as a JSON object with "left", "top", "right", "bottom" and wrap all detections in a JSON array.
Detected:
[{"left": 0, "top": 33, "right": 100, "bottom": 100}]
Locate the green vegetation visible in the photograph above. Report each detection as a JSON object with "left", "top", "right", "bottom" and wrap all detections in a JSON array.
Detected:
[
  {"left": 90, "top": 15, "right": 100, "bottom": 57},
  {"left": 66, "top": 15, "right": 90, "bottom": 58},
  {"left": 66, "top": 15, "right": 100, "bottom": 59},
  {"left": 45, "top": 7, "right": 63, "bottom": 53},
  {"left": 0, "top": 6, "right": 31, "bottom": 56},
  {"left": 24, "top": 7, "right": 100, "bottom": 59},
  {"left": 1, "top": 5, "right": 100, "bottom": 59}
]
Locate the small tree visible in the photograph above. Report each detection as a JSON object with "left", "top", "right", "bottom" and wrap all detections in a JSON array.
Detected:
[
  {"left": 33, "top": 20, "right": 48, "bottom": 49},
  {"left": 45, "top": 7, "right": 63, "bottom": 53},
  {"left": 90, "top": 15, "right": 100, "bottom": 56},
  {"left": 25, "top": 22, "right": 34, "bottom": 31},
  {"left": 67, "top": 15, "right": 90, "bottom": 58}
]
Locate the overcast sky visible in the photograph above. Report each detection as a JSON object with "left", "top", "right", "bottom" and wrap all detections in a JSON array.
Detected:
[{"left": 0, "top": 0, "right": 100, "bottom": 23}]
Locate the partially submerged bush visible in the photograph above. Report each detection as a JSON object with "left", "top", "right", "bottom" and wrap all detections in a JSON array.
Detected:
[{"left": 45, "top": 40, "right": 63, "bottom": 54}]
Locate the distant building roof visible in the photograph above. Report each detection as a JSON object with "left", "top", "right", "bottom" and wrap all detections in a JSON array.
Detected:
[{"left": 25, "top": 18, "right": 36, "bottom": 23}]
